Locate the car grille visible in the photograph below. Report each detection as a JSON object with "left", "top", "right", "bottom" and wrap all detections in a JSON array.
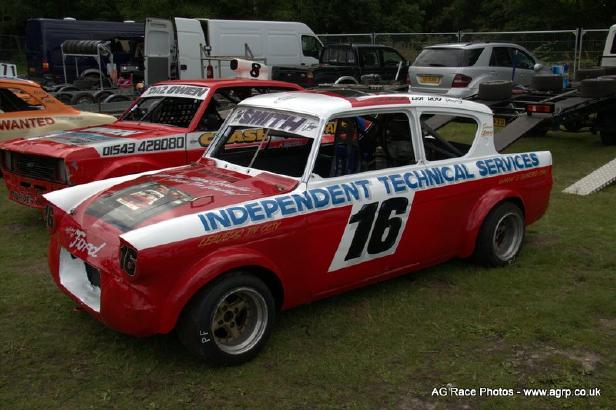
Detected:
[{"left": 10, "top": 152, "right": 61, "bottom": 182}]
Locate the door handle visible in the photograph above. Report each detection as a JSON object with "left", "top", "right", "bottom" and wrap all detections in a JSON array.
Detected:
[{"left": 180, "top": 64, "right": 187, "bottom": 71}]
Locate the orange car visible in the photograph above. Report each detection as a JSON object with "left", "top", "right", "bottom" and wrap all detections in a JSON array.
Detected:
[{"left": 0, "top": 78, "right": 115, "bottom": 142}]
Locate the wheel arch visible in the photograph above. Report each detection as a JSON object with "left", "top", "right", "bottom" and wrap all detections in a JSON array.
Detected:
[
  {"left": 460, "top": 188, "right": 526, "bottom": 258},
  {"left": 156, "top": 247, "right": 286, "bottom": 334}
]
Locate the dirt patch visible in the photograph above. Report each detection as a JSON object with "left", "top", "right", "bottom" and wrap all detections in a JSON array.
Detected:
[
  {"left": 513, "top": 346, "right": 601, "bottom": 375},
  {"left": 526, "top": 231, "right": 561, "bottom": 247},
  {"left": 397, "top": 396, "right": 439, "bottom": 410},
  {"left": 598, "top": 318, "right": 616, "bottom": 331}
]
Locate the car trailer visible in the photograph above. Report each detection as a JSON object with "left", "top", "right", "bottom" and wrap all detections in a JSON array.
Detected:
[{"left": 465, "top": 75, "right": 616, "bottom": 151}]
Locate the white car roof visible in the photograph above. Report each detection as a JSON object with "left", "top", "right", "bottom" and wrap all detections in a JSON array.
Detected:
[{"left": 238, "top": 91, "right": 493, "bottom": 119}]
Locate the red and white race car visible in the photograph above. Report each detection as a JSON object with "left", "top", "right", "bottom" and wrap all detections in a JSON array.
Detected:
[
  {"left": 0, "top": 79, "right": 302, "bottom": 208},
  {"left": 43, "top": 91, "right": 553, "bottom": 365}
]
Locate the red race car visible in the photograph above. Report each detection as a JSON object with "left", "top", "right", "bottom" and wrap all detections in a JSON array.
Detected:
[
  {"left": 44, "top": 91, "right": 552, "bottom": 365},
  {"left": 0, "top": 79, "right": 302, "bottom": 208}
]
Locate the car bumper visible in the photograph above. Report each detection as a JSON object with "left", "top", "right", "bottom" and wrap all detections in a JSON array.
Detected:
[
  {"left": 48, "top": 237, "right": 162, "bottom": 337},
  {"left": 410, "top": 86, "right": 477, "bottom": 98},
  {"left": 3, "top": 171, "right": 67, "bottom": 208}
]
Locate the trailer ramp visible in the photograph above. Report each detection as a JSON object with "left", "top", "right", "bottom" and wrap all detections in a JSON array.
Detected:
[
  {"left": 563, "top": 157, "right": 616, "bottom": 195},
  {"left": 494, "top": 115, "right": 546, "bottom": 151}
]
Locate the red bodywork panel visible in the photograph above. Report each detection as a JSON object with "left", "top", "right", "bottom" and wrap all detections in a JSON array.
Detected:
[
  {"left": 0, "top": 79, "right": 302, "bottom": 208},
  {"left": 46, "top": 155, "right": 552, "bottom": 337}
]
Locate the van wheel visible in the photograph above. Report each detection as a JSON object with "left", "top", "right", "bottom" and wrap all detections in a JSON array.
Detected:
[
  {"left": 177, "top": 272, "right": 276, "bottom": 366},
  {"left": 474, "top": 202, "right": 525, "bottom": 267}
]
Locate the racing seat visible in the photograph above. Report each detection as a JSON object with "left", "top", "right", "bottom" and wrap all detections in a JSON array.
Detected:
[
  {"left": 384, "top": 118, "right": 415, "bottom": 166},
  {"left": 329, "top": 118, "right": 362, "bottom": 177}
]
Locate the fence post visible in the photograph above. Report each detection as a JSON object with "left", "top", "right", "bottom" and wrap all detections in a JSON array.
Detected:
[
  {"left": 458, "top": 30, "right": 463, "bottom": 43},
  {"left": 577, "top": 27, "right": 585, "bottom": 72},
  {"left": 573, "top": 27, "right": 580, "bottom": 74}
]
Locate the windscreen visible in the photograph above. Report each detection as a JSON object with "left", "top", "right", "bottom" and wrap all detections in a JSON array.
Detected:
[
  {"left": 120, "top": 84, "right": 209, "bottom": 128},
  {"left": 209, "top": 107, "right": 319, "bottom": 178},
  {"left": 413, "top": 48, "right": 483, "bottom": 67}
]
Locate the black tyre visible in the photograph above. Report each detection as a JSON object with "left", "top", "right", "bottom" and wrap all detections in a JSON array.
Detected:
[
  {"left": 57, "top": 85, "right": 80, "bottom": 93},
  {"left": 526, "top": 121, "right": 551, "bottom": 138},
  {"left": 600, "top": 131, "right": 616, "bottom": 145},
  {"left": 474, "top": 202, "right": 525, "bottom": 267},
  {"left": 579, "top": 78, "right": 616, "bottom": 98},
  {"left": 531, "top": 74, "right": 563, "bottom": 92},
  {"left": 93, "top": 90, "right": 113, "bottom": 103},
  {"left": 562, "top": 117, "right": 585, "bottom": 132},
  {"left": 72, "top": 79, "right": 95, "bottom": 90},
  {"left": 177, "top": 272, "right": 276, "bottom": 366},
  {"left": 575, "top": 68, "right": 604, "bottom": 81},
  {"left": 55, "top": 92, "right": 73, "bottom": 104},
  {"left": 478, "top": 80, "right": 513, "bottom": 101},
  {"left": 70, "top": 92, "right": 96, "bottom": 105},
  {"left": 102, "top": 94, "right": 131, "bottom": 103}
]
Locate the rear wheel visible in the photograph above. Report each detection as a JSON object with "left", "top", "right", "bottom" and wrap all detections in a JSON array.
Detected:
[
  {"left": 474, "top": 202, "right": 525, "bottom": 267},
  {"left": 177, "top": 272, "right": 276, "bottom": 366}
]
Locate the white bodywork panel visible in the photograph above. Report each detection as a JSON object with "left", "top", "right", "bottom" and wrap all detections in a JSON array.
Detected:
[{"left": 59, "top": 247, "right": 101, "bottom": 312}]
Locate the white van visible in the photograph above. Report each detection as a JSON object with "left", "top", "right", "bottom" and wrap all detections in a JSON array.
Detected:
[
  {"left": 600, "top": 23, "right": 616, "bottom": 68},
  {"left": 144, "top": 17, "right": 323, "bottom": 84}
]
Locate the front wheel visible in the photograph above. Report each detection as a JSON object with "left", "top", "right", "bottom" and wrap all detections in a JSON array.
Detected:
[
  {"left": 177, "top": 272, "right": 276, "bottom": 366},
  {"left": 474, "top": 202, "right": 525, "bottom": 267}
]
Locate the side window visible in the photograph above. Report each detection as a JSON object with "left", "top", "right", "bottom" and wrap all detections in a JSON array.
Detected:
[
  {"left": 312, "top": 112, "right": 416, "bottom": 178},
  {"left": 359, "top": 48, "right": 381, "bottom": 68},
  {"left": 420, "top": 113, "right": 478, "bottom": 161},
  {"left": 345, "top": 48, "right": 357, "bottom": 65},
  {"left": 302, "top": 35, "right": 323, "bottom": 59},
  {"left": 382, "top": 48, "right": 404, "bottom": 66},
  {"left": 611, "top": 35, "right": 616, "bottom": 54},
  {"left": 489, "top": 47, "right": 513, "bottom": 67},
  {"left": 0, "top": 88, "right": 43, "bottom": 113},
  {"left": 324, "top": 47, "right": 356, "bottom": 65},
  {"left": 512, "top": 49, "right": 535, "bottom": 70}
]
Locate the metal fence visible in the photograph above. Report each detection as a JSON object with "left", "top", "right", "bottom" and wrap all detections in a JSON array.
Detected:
[
  {"left": 0, "top": 34, "right": 26, "bottom": 62},
  {"left": 318, "top": 28, "right": 610, "bottom": 73}
]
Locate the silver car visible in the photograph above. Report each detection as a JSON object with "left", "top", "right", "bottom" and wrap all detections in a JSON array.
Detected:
[{"left": 409, "top": 42, "right": 545, "bottom": 98}]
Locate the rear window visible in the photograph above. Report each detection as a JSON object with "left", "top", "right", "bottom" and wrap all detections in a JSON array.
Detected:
[
  {"left": 321, "top": 47, "right": 356, "bottom": 65},
  {"left": 413, "top": 48, "right": 484, "bottom": 67}
]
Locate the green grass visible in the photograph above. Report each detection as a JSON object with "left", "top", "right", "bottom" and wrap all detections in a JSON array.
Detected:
[{"left": 1, "top": 130, "right": 615, "bottom": 409}]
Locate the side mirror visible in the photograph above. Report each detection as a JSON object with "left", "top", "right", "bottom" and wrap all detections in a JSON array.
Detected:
[{"left": 533, "top": 63, "right": 544, "bottom": 72}]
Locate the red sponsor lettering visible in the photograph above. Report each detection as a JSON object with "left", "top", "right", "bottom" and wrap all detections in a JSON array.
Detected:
[{"left": 349, "top": 96, "right": 411, "bottom": 107}]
